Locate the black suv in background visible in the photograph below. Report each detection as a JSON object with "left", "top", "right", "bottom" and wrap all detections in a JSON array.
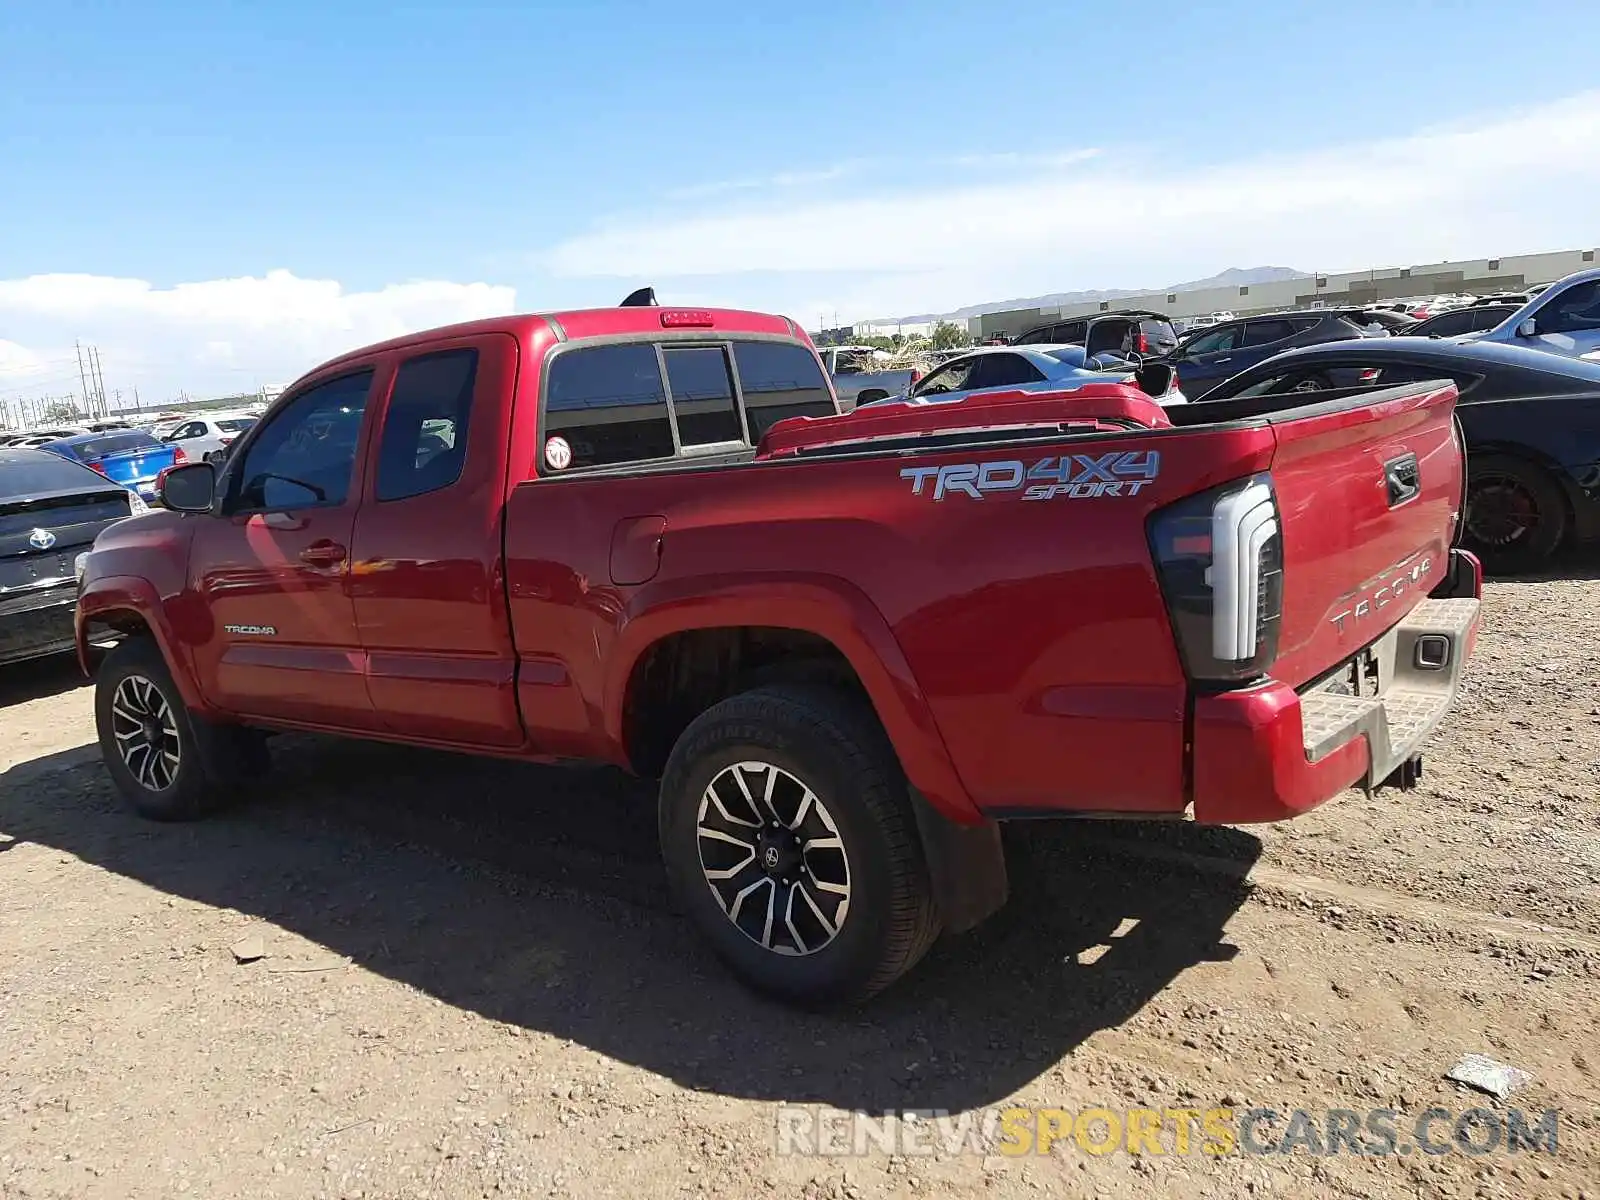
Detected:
[
  {"left": 1011, "top": 309, "right": 1180, "bottom": 359},
  {"left": 1163, "top": 309, "right": 1384, "bottom": 398}
]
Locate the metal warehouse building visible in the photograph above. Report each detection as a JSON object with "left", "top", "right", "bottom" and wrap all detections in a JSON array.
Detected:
[{"left": 966, "top": 247, "right": 1600, "bottom": 341}]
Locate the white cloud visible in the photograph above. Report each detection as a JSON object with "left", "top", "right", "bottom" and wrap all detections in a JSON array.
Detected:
[
  {"left": 546, "top": 91, "right": 1600, "bottom": 322},
  {"left": 0, "top": 270, "right": 515, "bottom": 417},
  {"left": 664, "top": 163, "right": 857, "bottom": 201}
]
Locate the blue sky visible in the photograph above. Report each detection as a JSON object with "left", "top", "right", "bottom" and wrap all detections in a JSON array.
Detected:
[{"left": 3, "top": 0, "right": 1599, "bottom": 406}]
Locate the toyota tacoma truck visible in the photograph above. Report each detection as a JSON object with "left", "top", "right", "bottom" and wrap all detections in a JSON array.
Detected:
[{"left": 76, "top": 300, "right": 1483, "bottom": 1006}]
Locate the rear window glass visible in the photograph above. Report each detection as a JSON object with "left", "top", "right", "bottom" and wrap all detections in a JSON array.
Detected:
[
  {"left": 545, "top": 344, "right": 675, "bottom": 468},
  {"left": 732, "top": 342, "right": 835, "bottom": 439},
  {"left": 217, "top": 418, "right": 256, "bottom": 433},
  {"left": 0, "top": 450, "right": 113, "bottom": 499},
  {"left": 56, "top": 431, "right": 159, "bottom": 460},
  {"left": 663, "top": 346, "right": 744, "bottom": 446}
]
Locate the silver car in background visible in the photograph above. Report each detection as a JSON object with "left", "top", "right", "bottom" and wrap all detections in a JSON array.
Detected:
[{"left": 1469, "top": 267, "right": 1600, "bottom": 361}]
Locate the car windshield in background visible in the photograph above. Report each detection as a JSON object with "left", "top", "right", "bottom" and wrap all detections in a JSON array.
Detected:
[
  {"left": 57, "top": 431, "right": 160, "bottom": 460},
  {"left": 0, "top": 448, "right": 114, "bottom": 497},
  {"left": 217, "top": 418, "right": 256, "bottom": 433}
]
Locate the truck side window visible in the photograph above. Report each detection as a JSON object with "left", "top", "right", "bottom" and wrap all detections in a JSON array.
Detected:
[
  {"left": 732, "top": 342, "right": 836, "bottom": 439},
  {"left": 375, "top": 349, "right": 478, "bottom": 502},
  {"left": 663, "top": 346, "right": 744, "bottom": 446},
  {"left": 545, "top": 344, "right": 674, "bottom": 468},
  {"left": 233, "top": 371, "right": 373, "bottom": 511}
]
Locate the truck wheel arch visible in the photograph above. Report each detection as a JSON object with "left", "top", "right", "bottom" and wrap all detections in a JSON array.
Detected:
[
  {"left": 606, "top": 574, "right": 982, "bottom": 825},
  {"left": 75, "top": 575, "right": 208, "bottom": 712}
]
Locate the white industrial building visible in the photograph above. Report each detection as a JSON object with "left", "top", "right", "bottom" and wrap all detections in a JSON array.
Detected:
[{"left": 966, "top": 247, "right": 1600, "bottom": 341}]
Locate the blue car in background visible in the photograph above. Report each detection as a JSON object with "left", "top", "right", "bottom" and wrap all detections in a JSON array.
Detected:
[
  {"left": 41, "top": 429, "right": 182, "bottom": 504},
  {"left": 865, "top": 344, "right": 1187, "bottom": 408}
]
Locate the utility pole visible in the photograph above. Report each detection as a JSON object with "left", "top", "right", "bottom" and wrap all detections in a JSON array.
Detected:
[
  {"left": 90, "top": 346, "right": 108, "bottom": 417},
  {"left": 76, "top": 341, "right": 92, "bottom": 410}
]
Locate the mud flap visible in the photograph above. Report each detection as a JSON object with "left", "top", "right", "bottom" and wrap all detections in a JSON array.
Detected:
[{"left": 909, "top": 788, "right": 1008, "bottom": 935}]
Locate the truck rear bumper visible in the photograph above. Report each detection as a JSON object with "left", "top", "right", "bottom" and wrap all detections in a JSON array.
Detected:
[{"left": 1190, "top": 588, "right": 1481, "bottom": 826}]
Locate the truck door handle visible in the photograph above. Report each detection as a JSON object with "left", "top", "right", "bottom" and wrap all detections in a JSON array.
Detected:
[
  {"left": 299, "top": 540, "right": 347, "bottom": 567},
  {"left": 1384, "top": 454, "right": 1420, "bottom": 507}
]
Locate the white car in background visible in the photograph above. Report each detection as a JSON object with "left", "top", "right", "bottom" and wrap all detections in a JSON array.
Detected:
[{"left": 162, "top": 413, "right": 258, "bottom": 462}]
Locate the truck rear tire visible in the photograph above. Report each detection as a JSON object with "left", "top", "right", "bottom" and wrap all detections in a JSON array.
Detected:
[
  {"left": 658, "top": 684, "right": 940, "bottom": 1007},
  {"left": 95, "top": 638, "right": 246, "bottom": 821}
]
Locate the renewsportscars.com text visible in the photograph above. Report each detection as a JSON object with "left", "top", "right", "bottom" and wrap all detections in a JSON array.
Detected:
[{"left": 775, "top": 1105, "right": 1560, "bottom": 1159}]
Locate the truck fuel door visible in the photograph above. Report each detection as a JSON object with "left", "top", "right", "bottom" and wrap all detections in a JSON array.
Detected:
[{"left": 609, "top": 515, "right": 667, "bottom": 585}]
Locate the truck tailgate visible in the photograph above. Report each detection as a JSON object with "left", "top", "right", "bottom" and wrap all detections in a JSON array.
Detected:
[{"left": 1264, "top": 382, "right": 1462, "bottom": 688}]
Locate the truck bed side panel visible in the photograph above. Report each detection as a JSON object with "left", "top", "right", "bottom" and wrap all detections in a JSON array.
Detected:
[{"left": 504, "top": 425, "right": 1273, "bottom": 816}]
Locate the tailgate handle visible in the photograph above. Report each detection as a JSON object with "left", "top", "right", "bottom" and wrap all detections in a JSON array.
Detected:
[{"left": 1385, "top": 453, "right": 1420, "bottom": 508}]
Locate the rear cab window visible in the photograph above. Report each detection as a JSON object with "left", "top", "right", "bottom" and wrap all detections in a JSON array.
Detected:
[
  {"left": 539, "top": 338, "right": 836, "bottom": 474},
  {"left": 375, "top": 349, "right": 479, "bottom": 501}
]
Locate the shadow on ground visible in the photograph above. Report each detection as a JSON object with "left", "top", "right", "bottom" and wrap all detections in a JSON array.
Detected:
[
  {"left": 0, "top": 652, "right": 90, "bottom": 707},
  {"left": 0, "top": 735, "right": 1259, "bottom": 1112},
  {"left": 1484, "top": 544, "right": 1600, "bottom": 584}
]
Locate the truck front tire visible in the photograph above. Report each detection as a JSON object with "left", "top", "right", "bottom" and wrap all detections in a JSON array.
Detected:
[
  {"left": 658, "top": 684, "right": 941, "bottom": 1007},
  {"left": 95, "top": 638, "right": 263, "bottom": 821}
]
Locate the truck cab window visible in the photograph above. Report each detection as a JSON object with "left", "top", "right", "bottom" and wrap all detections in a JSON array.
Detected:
[
  {"left": 545, "top": 344, "right": 675, "bottom": 469},
  {"left": 376, "top": 349, "right": 478, "bottom": 502},
  {"left": 663, "top": 346, "right": 744, "bottom": 447},
  {"left": 233, "top": 371, "right": 373, "bottom": 510},
  {"left": 732, "top": 341, "right": 836, "bottom": 439}
]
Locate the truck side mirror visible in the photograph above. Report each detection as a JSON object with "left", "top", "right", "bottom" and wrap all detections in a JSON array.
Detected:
[
  {"left": 158, "top": 462, "right": 217, "bottom": 513},
  {"left": 1517, "top": 318, "right": 1537, "bottom": 337}
]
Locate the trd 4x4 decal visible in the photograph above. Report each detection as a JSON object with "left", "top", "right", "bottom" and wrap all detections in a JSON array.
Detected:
[{"left": 901, "top": 452, "right": 1161, "bottom": 502}]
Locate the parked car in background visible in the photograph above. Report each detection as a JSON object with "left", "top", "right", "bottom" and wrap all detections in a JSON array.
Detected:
[
  {"left": 7, "top": 427, "right": 89, "bottom": 448},
  {"left": 1012, "top": 309, "right": 1180, "bottom": 358},
  {"left": 41, "top": 429, "right": 185, "bottom": 505},
  {"left": 1355, "top": 308, "right": 1418, "bottom": 334},
  {"left": 875, "top": 344, "right": 1186, "bottom": 409},
  {"left": 162, "top": 413, "right": 259, "bottom": 462},
  {"left": 814, "top": 345, "right": 919, "bottom": 409},
  {"left": 1154, "top": 309, "right": 1380, "bottom": 399},
  {"left": 0, "top": 446, "right": 149, "bottom": 666},
  {"left": 1469, "top": 267, "right": 1600, "bottom": 362},
  {"left": 1199, "top": 337, "right": 1600, "bottom": 572},
  {"left": 1409, "top": 304, "right": 1522, "bottom": 339},
  {"left": 1471, "top": 292, "right": 1530, "bottom": 308}
]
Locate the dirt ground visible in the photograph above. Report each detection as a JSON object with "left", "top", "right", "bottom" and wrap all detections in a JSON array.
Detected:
[{"left": 2, "top": 563, "right": 1598, "bottom": 1200}]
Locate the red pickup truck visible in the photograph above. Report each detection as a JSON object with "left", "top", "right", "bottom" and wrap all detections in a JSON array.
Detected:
[{"left": 76, "top": 301, "right": 1483, "bottom": 1006}]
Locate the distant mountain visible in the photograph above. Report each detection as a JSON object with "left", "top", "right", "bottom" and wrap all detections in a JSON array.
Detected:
[{"left": 880, "top": 266, "right": 1310, "bottom": 325}]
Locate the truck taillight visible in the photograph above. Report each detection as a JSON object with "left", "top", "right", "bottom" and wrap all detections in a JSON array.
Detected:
[
  {"left": 172, "top": 446, "right": 188, "bottom": 464},
  {"left": 1135, "top": 332, "right": 1150, "bottom": 354},
  {"left": 1358, "top": 368, "right": 1381, "bottom": 383},
  {"left": 1148, "top": 475, "right": 1284, "bottom": 685},
  {"left": 89, "top": 462, "right": 109, "bottom": 475}
]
